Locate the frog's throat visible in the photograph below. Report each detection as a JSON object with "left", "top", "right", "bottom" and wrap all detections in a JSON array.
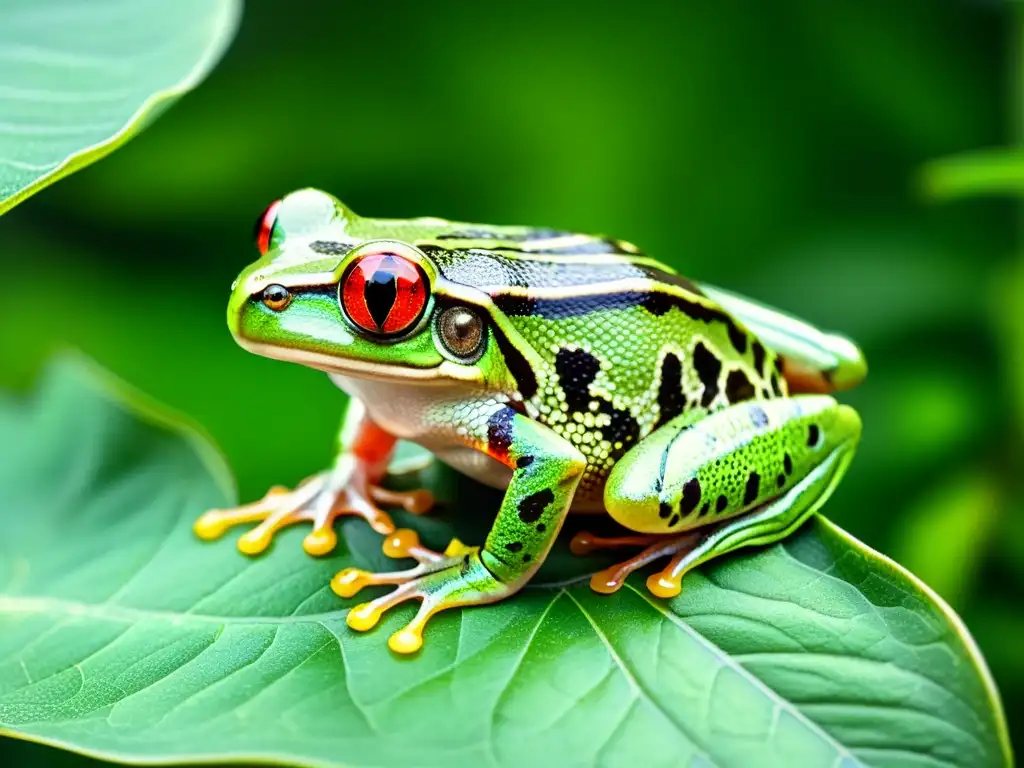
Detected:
[{"left": 237, "top": 338, "right": 482, "bottom": 385}]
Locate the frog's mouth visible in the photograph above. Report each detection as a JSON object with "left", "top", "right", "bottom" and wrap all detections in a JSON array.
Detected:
[{"left": 237, "top": 338, "right": 483, "bottom": 385}]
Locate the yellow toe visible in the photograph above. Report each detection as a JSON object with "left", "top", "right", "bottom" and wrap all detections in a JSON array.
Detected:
[
  {"left": 237, "top": 529, "right": 271, "bottom": 556},
  {"left": 331, "top": 568, "right": 371, "bottom": 598},
  {"left": 193, "top": 513, "right": 227, "bottom": 540},
  {"left": 646, "top": 572, "right": 682, "bottom": 599},
  {"left": 347, "top": 602, "right": 383, "bottom": 632},
  {"left": 303, "top": 528, "right": 338, "bottom": 556},
  {"left": 388, "top": 626, "right": 423, "bottom": 654},
  {"left": 589, "top": 567, "right": 624, "bottom": 595},
  {"left": 382, "top": 528, "right": 420, "bottom": 559}
]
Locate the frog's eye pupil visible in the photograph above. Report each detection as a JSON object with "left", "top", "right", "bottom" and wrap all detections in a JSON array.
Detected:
[
  {"left": 341, "top": 252, "right": 428, "bottom": 336},
  {"left": 254, "top": 199, "right": 282, "bottom": 255},
  {"left": 437, "top": 306, "right": 485, "bottom": 360}
]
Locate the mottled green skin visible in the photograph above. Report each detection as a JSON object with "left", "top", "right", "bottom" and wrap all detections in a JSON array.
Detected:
[
  {"left": 606, "top": 396, "right": 860, "bottom": 533},
  {"left": 222, "top": 188, "right": 866, "bottom": 650},
  {"left": 507, "top": 301, "right": 785, "bottom": 502}
]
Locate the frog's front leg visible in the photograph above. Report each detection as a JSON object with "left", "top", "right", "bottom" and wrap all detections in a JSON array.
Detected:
[
  {"left": 193, "top": 399, "right": 433, "bottom": 557},
  {"left": 332, "top": 405, "right": 585, "bottom": 654},
  {"left": 593, "top": 394, "right": 861, "bottom": 597}
]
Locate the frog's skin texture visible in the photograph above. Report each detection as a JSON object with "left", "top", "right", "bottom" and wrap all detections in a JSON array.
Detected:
[{"left": 194, "top": 189, "right": 865, "bottom": 654}]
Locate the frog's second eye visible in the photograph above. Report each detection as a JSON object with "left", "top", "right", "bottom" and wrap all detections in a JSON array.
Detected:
[
  {"left": 253, "top": 199, "right": 282, "bottom": 255},
  {"left": 341, "top": 252, "right": 428, "bottom": 336}
]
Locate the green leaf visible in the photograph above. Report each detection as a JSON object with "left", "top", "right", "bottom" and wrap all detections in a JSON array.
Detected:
[
  {"left": 0, "top": 356, "right": 1013, "bottom": 768},
  {"left": 919, "top": 148, "right": 1024, "bottom": 202},
  {"left": 0, "top": 0, "right": 240, "bottom": 214}
]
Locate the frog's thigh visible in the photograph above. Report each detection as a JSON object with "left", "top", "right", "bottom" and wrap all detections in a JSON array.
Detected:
[{"left": 605, "top": 395, "right": 861, "bottom": 535}]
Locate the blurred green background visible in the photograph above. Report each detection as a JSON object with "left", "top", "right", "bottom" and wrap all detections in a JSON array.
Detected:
[{"left": 2, "top": 0, "right": 1023, "bottom": 760}]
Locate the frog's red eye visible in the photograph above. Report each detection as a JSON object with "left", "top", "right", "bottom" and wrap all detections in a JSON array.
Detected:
[
  {"left": 253, "top": 199, "right": 282, "bottom": 255},
  {"left": 341, "top": 252, "right": 428, "bottom": 336}
]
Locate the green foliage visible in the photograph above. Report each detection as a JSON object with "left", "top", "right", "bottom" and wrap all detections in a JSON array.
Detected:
[
  {"left": 0, "top": 356, "right": 1013, "bottom": 768},
  {"left": 0, "top": 0, "right": 239, "bottom": 214},
  {"left": 920, "top": 149, "right": 1024, "bottom": 202},
  {"left": 0, "top": 0, "right": 1021, "bottom": 763}
]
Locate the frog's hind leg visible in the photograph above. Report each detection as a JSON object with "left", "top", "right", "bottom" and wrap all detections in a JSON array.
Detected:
[
  {"left": 642, "top": 471, "right": 836, "bottom": 598},
  {"left": 583, "top": 533, "right": 701, "bottom": 594},
  {"left": 599, "top": 394, "right": 861, "bottom": 598},
  {"left": 568, "top": 529, "right": 684, "bottom": 593},
  {"left": 569, "top": 531, "right": 662, "bottom": 556}
]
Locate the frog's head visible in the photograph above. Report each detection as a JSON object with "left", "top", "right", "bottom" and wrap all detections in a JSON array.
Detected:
[{"left": 227, "top": 188, "right": 526, "bottom": 394}]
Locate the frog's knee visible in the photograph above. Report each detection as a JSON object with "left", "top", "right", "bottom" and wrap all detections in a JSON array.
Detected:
[
  {"left": 801, "top": 401, "right": 861, "bottom": 449},
  {"left": 825, "top": 334, "right": 868, "bottom": 390},
  {"left": 833, "top": 403, "right": 862, "bottom": 441}
]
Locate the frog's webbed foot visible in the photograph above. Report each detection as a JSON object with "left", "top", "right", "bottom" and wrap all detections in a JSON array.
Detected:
[
  {"left": 570, "top": 529, "right": 703, "bottom": 598},
  {"left": 331, "top": 528, "right": 508, "bottom": 654},
  {"left": 193, "top": 456, "right": 434, "bottom": 557}
]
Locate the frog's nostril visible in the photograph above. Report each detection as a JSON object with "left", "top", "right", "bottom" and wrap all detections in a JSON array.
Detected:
[{"left": 261, "top": 284, "right": 292, "bottom": 311}]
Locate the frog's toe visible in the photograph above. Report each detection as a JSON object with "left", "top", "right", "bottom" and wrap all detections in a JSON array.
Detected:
[
  {"left": 644, "top": 548, "right": 695, "bottom": 598},
  {"left": 569, "top": 530, "right": 661, "bottom": 556},
  {"left": 193, "top": 469, "right": 400, "bottom": 557},
  {"left": 370, "top": 486, "right": 434, "bottom": 515},
  {"left": 379, "top": 527, "right": 470, "bottom": 565},
  {"left": 334, "top": 549, "right": 507, "bottom": 654},
  {"left": 195, "top": 480, "right": 324, "bottom": 555},
  {"left": 583, "top": 532, "right": 701, "bottom": 596}
]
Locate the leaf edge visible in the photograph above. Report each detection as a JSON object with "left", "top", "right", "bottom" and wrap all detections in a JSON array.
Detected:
[{"left": 0, "top": 0, "right": 243, "bottom": 216}]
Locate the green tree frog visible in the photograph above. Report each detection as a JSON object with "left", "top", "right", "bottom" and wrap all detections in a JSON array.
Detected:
[{"left": 194, "top": 189, "right": 866, "bottom": 654}]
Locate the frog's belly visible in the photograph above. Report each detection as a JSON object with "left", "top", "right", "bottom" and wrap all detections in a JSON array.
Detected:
[
  {"left": 329, "top": 371, "right": 510, "bottom": 487},
  {"left": 329, "top": 372, "right": 604, "bottom": 512},
  {"left": 431, "top": 446, "right": 511, "bottom": 489}
]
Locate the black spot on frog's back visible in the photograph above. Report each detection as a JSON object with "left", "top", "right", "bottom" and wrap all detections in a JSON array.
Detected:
[
  {"left": 727, "top": 324, "right": 748, "bottom": 355},
  {"left": 656, "top": 352, "right": 685, "bottom": 427},
  {"left": 555, "top": 347, "right": 601, "bottom": 411},
  {"left": 752, "top": 341, "right": 766, "bottom": 376},
  {"left": 725, "top": 369, "right": 756, "bottom": 404},
  {"left": 553, "top": 345, "right": 638, "bottom": 456},
  {"left": 693, "top": 342, "right": 722, "bottom": 408},
  {"left": 597, "top": 401, "right": 640, "bottom": 453}
]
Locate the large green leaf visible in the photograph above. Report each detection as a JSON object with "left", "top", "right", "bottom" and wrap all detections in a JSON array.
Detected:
[
  {"left": 0, "top": 356, "right": 1013, "bottom": 767},
  {"left": 0, "top": 0, "right": 240, "bottom": 214}
]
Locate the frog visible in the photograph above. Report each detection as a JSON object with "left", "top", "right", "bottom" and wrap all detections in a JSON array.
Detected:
[{"left": 194, "top": 188, "right": 866, "bottom": 654}]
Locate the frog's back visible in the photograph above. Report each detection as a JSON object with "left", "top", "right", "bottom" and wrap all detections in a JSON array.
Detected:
[{"left": 413, "top": 225, "right": 785, "bottom": 501}]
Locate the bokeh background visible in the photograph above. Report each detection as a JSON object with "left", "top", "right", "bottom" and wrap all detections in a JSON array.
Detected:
[{"left": 2, "top": 0, "right": 1023, "bottom": 760}]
